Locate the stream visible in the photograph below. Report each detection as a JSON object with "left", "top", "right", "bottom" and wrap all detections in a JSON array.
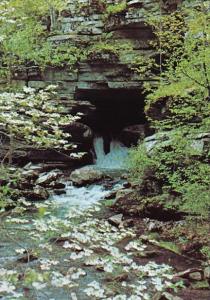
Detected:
[{"left": 0, "top": 139, "right": 178, "bottom": 300}]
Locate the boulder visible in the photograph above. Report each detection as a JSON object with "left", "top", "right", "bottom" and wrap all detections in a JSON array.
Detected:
[
  {"left": 26, "top": 149, "right": 93, "bottom": 167},
  {"left": 189, "top": 272, "right": 203, "bottom": 281},
  {"left": 113, "top": 188, "right": 142, "bottom": 216},
  {"left": 144, "top": 131, "right": 210, "bottom": 155},
  {"left": 173, "top": 268, "right": 203, "bottom": 281},
  {"left": 54, "top": 189, "right": 66, "bottom": 195},
  {"left": 139, "top": 250, "right": 162, "bottom": 258},
  {"left": 113, "top": 188, "right": 182, "bottom": 220},
  {"left": 22, "top": 186, "right": 49, "bottom": 201},
  {"left": 70, "top": 166, "right": 104, "bottom": 186},
  {"left": 144, "top": 132, "right": 172, "bottom": 153},
  {"left": 48, "top": 182, "right": 66, "bottom": 190},
  {"left": 120, "top": 124, "right": 148, "bottom": 146},
  {"left": 191, "top": 132, "right": 210, "bottom": 154},
  {"left": 204, "top": 266, "right": 210, "bottom": 280},
  {"left": 105, "top": 190, "right": 117, "bottom": 200},
  {"left": 123, "top": 182, "right": 131, "bottom": 188},
  {"left": 152, "top": 292, "right": 183, "bottom": 300},
  {"left": 18, "top": 180, "right": 34, "bottom": 190},
  {"left": 23, "top": 162, "right": 45, "bottom": 172},
  {"left": 108, "top": 214, "right": 123, "bottom": 227},
  {"left": 144, "top": 218, "right": 164, "bottom": 232},
  {"left": 1, "top": 135, "right": 93, "bottom": 167},
  {"left": 36, "top": 170, "right": 62, "bottom": 186},
  {"left": 21, "top": 169, "right": 39, "bottom": 181},
  {"left": 127, "top": 0, "right": 144, "bottom": 8}
]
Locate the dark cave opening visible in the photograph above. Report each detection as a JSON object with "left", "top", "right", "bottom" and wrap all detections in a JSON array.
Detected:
[
  {"left": 75, "top": 88, "right": 147, "bottom": 152},
  {"left": 76, "top": 88, "right": 146, "bottom": 136}
]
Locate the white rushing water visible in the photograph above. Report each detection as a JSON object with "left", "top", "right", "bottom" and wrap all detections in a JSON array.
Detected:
[
  {"left": 52, "top": 136, "right": 127, "bottom": 210},
  {"left": 51, "top": 182, "right": 122, "bottom": 210},
  {"left": 94, "top": 137, "right": 128, "bottom": 169}
]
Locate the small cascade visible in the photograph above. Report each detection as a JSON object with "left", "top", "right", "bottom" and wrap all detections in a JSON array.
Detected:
[
  {"left": 93, "top": 136, "right": 128, "bottom": 169},
  {"left": 52, "top": 184, "right": 110, "bottom": 208},
  {"left": 51, "top": 181, "right": 123, "bottom": 211}
]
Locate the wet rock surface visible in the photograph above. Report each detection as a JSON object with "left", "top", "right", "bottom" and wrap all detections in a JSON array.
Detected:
[
  {"left": 22, "top": 186, "right": 49, "bottom": 201},
  {"left": 108, "top": 214, "right": 123, "bottom": 227},
  {"left": 35, "top": 170, "right": 62, "bottom": 186},
  {"left": 70, "top": 166, "right": 104, "bottom": 186},
  {"left": 62, "top": 122, "right": 94, "bottom": 152},
  {"left": 9, "top": 163, "right": 69, "bottom": 205},
  {"left": 112, "top": 186, "right": 184, "bottom": 221},
  {"left": 120, "top": 124, "right": 148, "bottom": 147}
]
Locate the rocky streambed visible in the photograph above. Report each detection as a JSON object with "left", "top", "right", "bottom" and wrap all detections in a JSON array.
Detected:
[{"left": 0, "top": 163, "right": 210, "bottom": 300}]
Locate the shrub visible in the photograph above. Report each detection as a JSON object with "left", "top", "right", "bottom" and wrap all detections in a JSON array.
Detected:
[
  {"left": 0, "top": 86, "right": 79, "bottom": 164},
  {"left": 0, "top": 167, "right": 20, "bottom": 210},
  {"left": 128, "top": 144, "right": 156, "bottom": 186},
  {"left": 105, "top": 1, "right": 127, "bottom": 18},
  {"left": 128, "top": 130, "right": 210, "bottom": 218},
  {"left": 86, "top": 41, "right": 133, "bottom": 62}
]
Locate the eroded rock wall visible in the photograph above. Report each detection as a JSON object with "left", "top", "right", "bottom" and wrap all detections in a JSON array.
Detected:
[
  {"left": 6, "top": 1, "right": 181, "bottom": 165},
  {"left": 13, "top": 0, "right": 160, "bottom": 101}
]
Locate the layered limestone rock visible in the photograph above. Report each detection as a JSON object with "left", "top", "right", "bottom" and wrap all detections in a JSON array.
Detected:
[
  {"left": 9, "top": 1, "right": 181, "bottom": 165},
  {"left": 13, "top": 0, "right": 159, "bottom": 100}
]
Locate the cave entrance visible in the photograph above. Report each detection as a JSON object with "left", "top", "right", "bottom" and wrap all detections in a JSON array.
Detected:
[{"left": 76, "top": 88, "right": 147, "bottom": 152}]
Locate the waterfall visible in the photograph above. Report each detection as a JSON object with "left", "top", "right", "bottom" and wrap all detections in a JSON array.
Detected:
[{"left": 93, "top": 137, "right": 128, "bottom": 169}]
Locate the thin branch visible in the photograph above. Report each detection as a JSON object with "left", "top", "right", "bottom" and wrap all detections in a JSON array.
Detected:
[
  {"left": 180, "top": 69, "right": 208, "bottom": 89},
  {"left": 0, "top": 130, "right": 10, "bottom": 138},
  {"left": 1, "top": 150, "right": 11, "bottom": 167}
]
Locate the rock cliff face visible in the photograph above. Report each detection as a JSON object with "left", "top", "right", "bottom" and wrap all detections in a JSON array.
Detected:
[
  {"left": 13, "top": 0, "right": 160, "bottom": 132},
  {"left": 23, "top": 0, "right": 157, "bottom": 95},
  {"left": 10, "top": 1, "right": 181, "bottom": 165}
]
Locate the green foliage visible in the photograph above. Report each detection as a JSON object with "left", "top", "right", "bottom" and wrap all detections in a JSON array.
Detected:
[
  {"left": 2, "top": 0, "right": 67, "bottom": 18},
  {"left": 86, "top": 40, "right": 133, "bottom": 62},
  {"left": 129, "top": 0, "right": 210, "bottom": 219},
  {"left": 144, "top": 1, "right": 210, "bottom": 128},
  {"left": 105, "top": 1, "right": 127, "bottom": 18},
  {"left": 129, "top": 144, "right": 155, "bottom": 185},
  {"left": 24, "top": 269, "right": 49, "bottom": 286},
  {"left": 166, "top": 280, "right": 185, "bottom": 293},
  {"left": 88, "top": 42, "right": 119, "bottom": 57},
  {"left": 158, "top": 240, "right": 181, "bottom": 254},
  {"left": 201, "top": 246, "right": 210, "bottom": 259},
  {"left": 130, "top": 55, "right": 156, "bottom": 77},
  {"left": 0, "top": 86, "right": 79, "bottom": 164},
  {"left": 180, "top": 183, "right": 210, "bottom": 217},
  {"left": 0, "top": 167, "right": 20, "bottom": 209},
  {"left": 129, "top": 130, "right": 210, "bottom": 218},
  {"left": 191, "top": 280, "right": 210, "bottom": 290},
  {"left": 0, "top": 185, "right": 11, "bottom": 209},
  {"left": 148, "top": 11, "right": 186, "bottom": 61},
  {"left": 39, "top": 44, "right": 83, "bottom": 69},
  {"left": 145, "top": 85, "right": 210, "bottom": 129},
  {"left": 0, "top": 0, "right": 82, "bottom": 80},
  {"left": 103, "top": 199, "right": 115, "bottom": 207}
]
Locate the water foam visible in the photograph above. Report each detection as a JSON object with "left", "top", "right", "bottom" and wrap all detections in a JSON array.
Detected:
[{"left": 94, "top": 137, "right": 128, "bottom": 169}]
